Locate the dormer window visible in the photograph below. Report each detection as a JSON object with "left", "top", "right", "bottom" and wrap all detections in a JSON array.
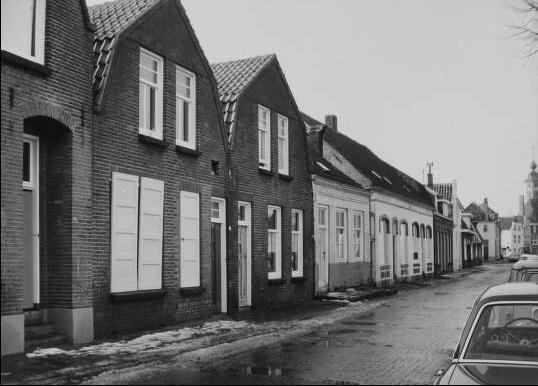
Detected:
[{"left": 1, "top": 0, "right": 46, "bottom": 64}]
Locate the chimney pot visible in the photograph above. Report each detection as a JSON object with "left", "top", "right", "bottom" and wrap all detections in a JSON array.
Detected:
[
  {"left": 484, "top": 198, "right": 488, "bottom": 205},
  {"left": 325, "top": 115, "right": 337, "bottom": 131}
]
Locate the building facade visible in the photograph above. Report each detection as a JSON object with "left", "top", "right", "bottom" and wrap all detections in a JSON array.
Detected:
[
  {"left": 304, "top": 118, "right": 434, "bottom": 286},
  {"left": 428, "top": 176, "right": 454, "bottom": 275},
  {"left": 522, "top": 160, "right": 538, "bottom": 254},
  {"left": 461, "top": 208, "right": 483, "bottom": 268},
  {"left": 307, "top": 125, "right": 371, "bottom": 294},
  {"left": 500, "top": 217, "right": 524, "bottom": 258},
  {"left": 211, "top": 55, "right": 314, "bottom": 310},
  {"left": 89, "top": 0, "right": 230, "bottom": 337},
  {"left": 466, "top": 199, "right": 501, "bottom": 261},
  {"left": 1, "top": 0, "right": 95, "bottom": 355}
]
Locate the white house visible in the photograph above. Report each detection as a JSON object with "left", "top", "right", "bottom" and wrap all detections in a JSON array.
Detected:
[
  {"left": 304, "top": 115, "right": 435, "bottom": 286},
  {"left": 500, "top": 217, "right": 524, "bottom": 259}
]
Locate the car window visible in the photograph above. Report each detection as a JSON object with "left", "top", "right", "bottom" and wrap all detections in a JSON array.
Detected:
[
  {"left": 464, "top": 303, "right": 538, "bottom": 362},
  {"left": 522, "top": 272, "right": 538, "bottom": 283},
  {"left": 508, "top": 270, "right": 518, "bottom": 283}
]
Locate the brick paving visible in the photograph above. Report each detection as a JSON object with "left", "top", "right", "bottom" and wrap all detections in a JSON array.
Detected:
[{"left": 120, "top": 263, "right": 510, "bottom": 385}]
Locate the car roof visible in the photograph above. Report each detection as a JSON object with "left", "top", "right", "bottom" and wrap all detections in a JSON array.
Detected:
[
  {"left": 479, "top": 282, "right": 538, "bottom": 302},
  {"left": 512, "top": 259, "right": 538, "bottom": 270}
]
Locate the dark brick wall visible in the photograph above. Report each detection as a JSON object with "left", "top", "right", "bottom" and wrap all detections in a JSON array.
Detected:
[
  {"left": 91, "top": 1, "right": 229, "bottom": 337},
  {"left": 231, "top": 61, "right": 315, "bottom": 309},
  {"left": 1, "top": 1, "right": 94, "bottom": 316}
]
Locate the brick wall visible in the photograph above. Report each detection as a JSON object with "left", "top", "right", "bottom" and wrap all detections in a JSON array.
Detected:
[
  {"left": 91, "top": 1, "right": 229, "bottom": 337},
  {"left": 231, "top": 60, "right": 315, "bottom": 309},
  {"left": 1, "top": 0, "right": 94, "bottom": 316}
]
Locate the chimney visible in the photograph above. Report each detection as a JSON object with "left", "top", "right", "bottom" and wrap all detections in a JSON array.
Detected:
[
  {"left": 325, "top": 115, "right": 337, "bottom": 131},
  {"left": 426, "top": 162, "right": 434, "bottom": 188},
  {"left": 484, "top": 197, "right": 488, "bottom": 206},
  {"left": 519, "top": 195, "right": 525, "bottom": 216}
]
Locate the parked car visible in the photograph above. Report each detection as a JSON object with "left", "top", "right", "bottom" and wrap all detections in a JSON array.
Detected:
[
  {"left": 519, "top": 254, "right": 538, "bottom": 261},
  {"left": 435, "top": 282, "right": 538, "bottom": 385},
  {"left": 509, "top": 259, "right": 538, "bottom": 283}
]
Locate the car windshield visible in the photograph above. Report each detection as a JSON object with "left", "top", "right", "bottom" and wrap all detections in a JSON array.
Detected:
[
  {"left": 464, "top": 303, "right": 538, "bottom": 362},
  {"left": 523, "top": 272, "right": 538, "bottom": 283}
]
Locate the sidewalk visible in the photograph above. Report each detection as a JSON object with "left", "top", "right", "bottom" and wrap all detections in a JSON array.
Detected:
[{"left": 0, "top": 265, "right": 489, "bottom": 385}]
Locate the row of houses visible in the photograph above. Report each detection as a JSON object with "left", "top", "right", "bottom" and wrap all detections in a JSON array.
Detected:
[{"left": 1, "top": 0, "right": 482, "bottom": 356}]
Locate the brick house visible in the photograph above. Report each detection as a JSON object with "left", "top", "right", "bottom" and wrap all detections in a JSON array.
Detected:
[
  {"left": 1, "top": 0, "right": 95, "bottom": 355},
  {"left": 302, "top": 117, "right": 435, "bottom": 286},
  {"left": 305, "top": 115, "right": 371, "bottom": 294},
  {"left": 211, "top": 55, "right": 314, "bottom": 310},
  {"left": 88, "top": 0, "right": 230, "bottom": 338}
]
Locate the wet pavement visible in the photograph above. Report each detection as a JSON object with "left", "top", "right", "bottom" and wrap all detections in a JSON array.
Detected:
[{"left": 124, "top": 264, "right": 511, "bottom": 385}]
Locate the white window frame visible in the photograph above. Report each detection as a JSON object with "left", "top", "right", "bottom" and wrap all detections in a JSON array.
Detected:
[
  {"left": 1, "top": 0, "right": 46, "bottom": 64},
  {"left": 335, "top": 208, "right": 348, "bottom": 262},
  {"left": 238, "top": 201, "right": 252, "bottom": 307},
  {"left": 211, "top": 197, "right": 227, "bottom": 313},
  {"left": 139, "top": 48, "right": 164, "bottom": 139},
  {"left": 267, "top": 205, "right": 281, "bottom": 279},
  {"left": 258, "top": 105, "right": 271, "bottom": 170},
  {"left": 351, "top": 211, "right": 363, "bottom": 261},
  {"left": 291, "top": 209, "right": 303, "bottom": 277},
  {"left": 175, "top": 65, "right": 196, "bottom": 149},
  {"left": 277, "top": 114, "right": 289, "bottom": 175},
  {"left": 180, "top": 191, "right": 200, "bottom": 288}
]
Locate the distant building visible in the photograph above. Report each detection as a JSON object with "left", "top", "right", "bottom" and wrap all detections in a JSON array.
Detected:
[
  {"left": 500, "top": 217, "right": 524, "bottom": 259},
  {"left": 465, "top": 199, "right": 501, "bottom": 261},
  {"left": 460, "top": 202, "right": 484, "bottom": 267},
  {"left": 522, "top": 160, "right": 538, "bottom": 254}
]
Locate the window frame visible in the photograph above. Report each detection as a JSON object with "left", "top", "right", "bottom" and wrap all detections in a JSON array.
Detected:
[
  {"left": 175, "top": 65, "right": 196, "bottom": 149},
  {"left": 351, "top": 211, "right": 363, "bottom": 261},
  {"left": 335, "top": 208, "right": 348, "bottom": 262},
  {"left": 291, "top": 209, "right": 303, "bottom": 277},
  {"left": 267, "top": 205, "right": 282, "bottom": 279},
  {"left": 258, "top": 105, "right": 271, "bottom": 170},
  {"left": 277, "top": 114, "right": 289, "bottom": 175},
  {"left": 1, "top": 0, "right": 46, "bottom": 64},
  {"left": 139, "top": 47, "right": 164, "bottom": 139}
]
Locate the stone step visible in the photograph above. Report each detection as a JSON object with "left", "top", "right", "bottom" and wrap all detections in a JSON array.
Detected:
[
  {"left": 25, "top": 332, "right": 67, "bottom": 353},
  {"left": 25, "top": 322, "right": 54, "bottom": 339}
]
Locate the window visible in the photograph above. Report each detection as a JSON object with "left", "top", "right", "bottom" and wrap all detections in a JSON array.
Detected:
[
  {"left": 1, "top": 0, "right": 46, "bottom": 64},
  {"left": 401, "top": 222, "right": 409, "bottom": 262},
  {"left": 291, "top": 210, "right": 303, "bottom": 277},
  {"left": 277, "top": 114, "right": 289, "bottom": 175},
  {"left": 238, "top": 202, "right": 252, "bottom": 307},
  {"left": 483, "top": 224, "right": 488, "bottom": 232},
  {"left": 336, "top": 209, "right": 347, "bottom": 261},
  {"left": 180, "top": 191, "right": 200, "bottom": 288},
  {"left": 412, "top": 223, "right": 420, "bottom": 260},
  {"left": 258, "top": 105, "right": 271, "bottom": 170},
  {"left": 380, "top": 218, "right": 390, "bottom": 264},
  {"left": 352, "top": 212, "right": 363, "bottom": 260},
  {"left": 111, "top": 173, "right": 164, "bottom": 293},
  {"left": 176, "top": 66, "right": 196, "bottom": 149},
  {"left": 267, "top": 206, "right": 281, "bottom": 279},
  {"left": 139, "top": 48, "right": 163, "bottom": 139}
]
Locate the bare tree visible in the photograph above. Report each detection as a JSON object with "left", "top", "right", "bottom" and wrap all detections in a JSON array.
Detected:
[{"left": 511, "top": 0, "right": 538, "bottom": 58}]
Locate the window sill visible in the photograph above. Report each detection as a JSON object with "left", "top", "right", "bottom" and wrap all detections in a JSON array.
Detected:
[
  {"left": 176, "top": 144, "right": 201, "bottom": 157},
  {"left": 138, "top": 134, "right": 167, "bottom": 148},
  {"left": 180, "top": 286, "right": 205, "bottom": 296},
  {"left": 1, "top": 50, "right": 51, "bottom": 77},
  {"left": 110, "top": 289, "right": 166, "bottom": 302},
  {"left": 291, "top": 276, "right": 307, "bottom": 283},
  {"left": 268, "top": 278, "right": 285, "bottom": 285},
  {"left": 278, "top": 173, "right": 294, "bottom": 182},
  {"left": 258, "top": 167, "right": 274, "bottom": 177}
]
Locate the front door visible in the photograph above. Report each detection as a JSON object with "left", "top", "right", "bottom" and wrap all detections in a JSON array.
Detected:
[
  {"left": 22, "top": 135, "right": 39, "bottom": 309},
  {"left": 210, "top": 198, "right": 226, "bottom": 313},
  {"left": 317, "top": 206, "right": 329, "bottom": 292},
  {"left": 238, "top": 202, "right": 251, "bottom": 308}
]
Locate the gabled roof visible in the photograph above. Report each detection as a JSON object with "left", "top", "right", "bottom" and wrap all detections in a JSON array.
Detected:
[
  {"left": 89, "top": 0, "right": 159, "bottom": 106},
  {"left": 320, "top": 126, "right": 433, "bottom": 207},
  {"left": 433, "top": 183, "right": 453, "bottom": 202},
  {"left": 311, "top": 158, "right": 364, "bottom": 189},
  {"left": 465, "top": 201, "right": 499, "bottom": 222},
  {"left": 301, "top": 112, "right": 324, "bottom": 132},
  {"left": 210, "top": 54, "right": 275, "bottom": 144}
]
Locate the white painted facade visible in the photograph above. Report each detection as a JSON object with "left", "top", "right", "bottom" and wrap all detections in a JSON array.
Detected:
[
  {"left": 476, "top": 221, "right": 500, "bottom": 260},
  {"left": 312, "top": 177, "right": 371, "bottom": 293},
  {"left": 501, "top": 221, "right": 524, "bottom": 258}
]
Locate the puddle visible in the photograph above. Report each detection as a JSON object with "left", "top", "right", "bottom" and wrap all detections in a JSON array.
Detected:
[{"left": 244, "top": 365, "right": 288, "bottom": 377}]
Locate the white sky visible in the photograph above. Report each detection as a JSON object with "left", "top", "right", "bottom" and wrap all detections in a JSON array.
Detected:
[{"left": 87, "top": 0, "right": 538, "bottom": 216}]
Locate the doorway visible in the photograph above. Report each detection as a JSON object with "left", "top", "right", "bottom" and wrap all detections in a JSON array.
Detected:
[
  {"left": 211, "top": 197, "right": 226, "bottom": 313},
  {"left": 22, "top": 135, "right": 40, "bottom": 309},
  {"left": 238, "top": 202, "right": 251, "bottom": 308},
  {"left": 317, "top": 205, "right": 329, "bottom": 292}
]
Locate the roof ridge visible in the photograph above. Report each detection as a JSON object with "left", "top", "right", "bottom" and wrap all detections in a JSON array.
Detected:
[{"left": 210, "top": 53, "right": 276, "bottom": 67}]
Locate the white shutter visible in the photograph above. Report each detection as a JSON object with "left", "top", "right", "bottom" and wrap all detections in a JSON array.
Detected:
[
  {"left": 111, "top": 172, "right": 139, "bottom": 293},
  {"left": 180, "top": 191, "right": 200, "bottom": 287},
  {"left": 138, "top": 177, "right": 164, "bottom": 290}
]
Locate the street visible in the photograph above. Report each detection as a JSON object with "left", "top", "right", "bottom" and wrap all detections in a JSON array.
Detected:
[{"left": 98, "top": 264, "right": 511, "bottom": 385}]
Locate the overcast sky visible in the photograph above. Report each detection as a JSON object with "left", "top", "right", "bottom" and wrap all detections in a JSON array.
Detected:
[{"left": 87, "top": 0, "right": 538, "bottom": 216}]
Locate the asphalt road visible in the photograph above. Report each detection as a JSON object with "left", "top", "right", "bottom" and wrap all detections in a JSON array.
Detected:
[{"left": 130, "top": 263, "right": 512, "bottom": 385}]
